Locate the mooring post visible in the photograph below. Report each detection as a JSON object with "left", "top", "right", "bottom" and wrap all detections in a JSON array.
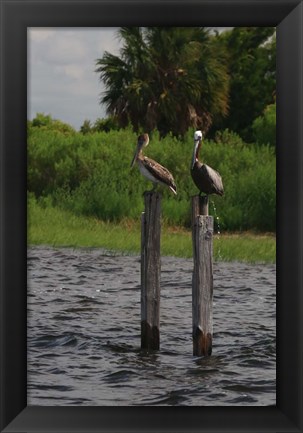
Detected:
[
  {"left": 192, "top": 195, "right": 209, "bottom": 219},
  {"left": 141, "top": 191, "right": 161, "bottom": 351},
  {"left": 191, "top": 195, "right": 213, "bottom": 356}
]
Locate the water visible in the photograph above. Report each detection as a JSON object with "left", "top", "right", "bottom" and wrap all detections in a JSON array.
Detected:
[
  {"left": 27, "top": 246, "right": 276, "bottom": 406},
  {"left": 210, "top": 199, "right": 222, "bottom": 260}
]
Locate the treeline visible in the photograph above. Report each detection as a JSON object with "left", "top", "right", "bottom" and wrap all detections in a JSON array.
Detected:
[
  {"left": 94, "top": 27, "right": 276, "bottom": 143},
  {"left": 28, "top": 120, "right": 276, "bottom": 232}
]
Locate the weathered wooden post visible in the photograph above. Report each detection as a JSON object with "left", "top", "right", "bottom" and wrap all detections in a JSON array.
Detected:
[
  {"left": 192, "top": 195, "right": 214, "bottom": 356},
  {"left": 141, "top": 191, "right": 161, "bottom": 351}
]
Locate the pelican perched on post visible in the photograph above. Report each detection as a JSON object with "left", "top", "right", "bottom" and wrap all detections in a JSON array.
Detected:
[
  {"left": 131, "top": 133, "right": 177, "bottom": 195},
  {"left": 191, "top": 130, "right": 224, "bottom": 196}
]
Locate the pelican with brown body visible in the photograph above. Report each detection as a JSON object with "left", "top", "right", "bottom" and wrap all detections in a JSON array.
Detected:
[
  {"left": 131, "top": 133, "right": 177, "bottom": 195},
  {"left": 191, "top": 130, "right": 224, "bottom": 196}
]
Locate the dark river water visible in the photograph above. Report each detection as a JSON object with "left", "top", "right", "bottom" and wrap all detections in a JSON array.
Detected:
[{"left": 27, "top": 246, "right": 276, "bottom": 406}]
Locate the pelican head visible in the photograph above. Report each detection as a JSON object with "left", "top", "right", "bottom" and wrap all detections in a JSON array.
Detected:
[
  {"left": 191, "top": 130, "right": 203, "bottom": 169},
  {"left": 131, "top": 133, "right": 150, "bottom": 168}
]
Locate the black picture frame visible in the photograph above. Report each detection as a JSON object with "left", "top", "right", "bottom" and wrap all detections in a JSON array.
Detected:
[{"left": 1, "top": 0, "right": 302, "bottom": 432}]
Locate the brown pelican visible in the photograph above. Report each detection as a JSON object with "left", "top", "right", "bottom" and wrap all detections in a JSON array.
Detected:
[
  {"left": 131, "top": 133, "right": 177, "bottom": 195},
  {"left": 191, "top": 130, "right": 224, "bottom": 196}
]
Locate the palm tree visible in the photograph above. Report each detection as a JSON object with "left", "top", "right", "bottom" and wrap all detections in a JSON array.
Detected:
[{"left": 96, "top": 27, "right": 229, "bottom": 138}]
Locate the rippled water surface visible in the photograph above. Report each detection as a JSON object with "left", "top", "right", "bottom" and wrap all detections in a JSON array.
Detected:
[{"left": 27, "top": 247, "right": 276, "bottom": 406}]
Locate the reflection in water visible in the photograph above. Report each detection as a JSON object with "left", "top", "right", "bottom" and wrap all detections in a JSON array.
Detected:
[{"left": 27, "top": 247, "right": 276, "bottom": 406}]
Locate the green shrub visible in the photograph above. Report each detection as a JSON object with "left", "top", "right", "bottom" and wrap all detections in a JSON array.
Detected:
[
  {"left": 252, "top": 103, "right": 276, "bottom": 147},
  {"left": 92, "top": 116, "right": 121, "bottom": 133},
  {"left": 30, "top": 113, "right": 76, "bottom": 135},
  {"left": 27, "top": 123, "right": 276, "bottom": 232}
]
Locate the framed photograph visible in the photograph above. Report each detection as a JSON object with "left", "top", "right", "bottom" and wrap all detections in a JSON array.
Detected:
[{"left": 1, "top": 0, "right": 302, "bottom": 432}]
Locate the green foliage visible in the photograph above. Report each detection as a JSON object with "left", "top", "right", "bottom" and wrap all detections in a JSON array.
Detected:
[
  {"left": 80, "top": 119, "right": 93, "bottom": 134},
  {"left": 96, "top": 27, "right": 229, "bottom": 137},
  {"left": 211, "top": 28, "right": 276, "bottom": 141},
  {"left": 252, "top": 103, "right": 276, "bottom": 146},
  {"left": 92, "top": 116, "right": 121, "bottom": 133},
  {"left": 95, "top": 27, "right": 276, "bottom": 141},
  {"left": 27, "top": 124, "right": 276, "bottom": 232},
  {"left": 80, "top": 117, "right": 122, "bottom": 134},
  {"left": 29, "top": 113, "right": 76, "bottom": 135},
  {"left": 31, "top": 113, "right": 53, "bottom": 127}
]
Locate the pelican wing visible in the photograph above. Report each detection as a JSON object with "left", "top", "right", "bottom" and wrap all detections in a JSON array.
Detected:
[
  {"left": 191, "top": 162, "right": 224, "bottom": 196},
  {"left": 143, "top": 157, "right": 177, "bottom": 193},
  {"left": 202, "top": 164, "right": 224, "bottom": 195}
]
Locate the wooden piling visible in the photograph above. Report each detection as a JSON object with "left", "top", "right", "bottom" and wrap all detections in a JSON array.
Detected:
[
  {"left": 141, "top": 191, "right": 161, "bottom": 351},
  {"left": 192, "top": 195, "right": 209, "bottom": 219},
  {"left": 192, "top": 195, "right": 214, "bottom": 356}
]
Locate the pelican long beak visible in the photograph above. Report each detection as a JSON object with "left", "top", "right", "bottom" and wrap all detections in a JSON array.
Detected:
[
  {"left": 131, "top": 141, "right": 144, "bottom": 168},
  {"left": 130, "top": 147, "right": 139, "bottom": 168},
  {"left": 191, "top": 139, "right": 200, "bottom": 169},
  {"left": 131, "top": 135, "right": 147, "bottom": 168}
]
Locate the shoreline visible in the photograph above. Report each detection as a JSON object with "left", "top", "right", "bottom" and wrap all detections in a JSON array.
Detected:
[{"left": 28, "top": 202, "right": 276, "bottom": 264}]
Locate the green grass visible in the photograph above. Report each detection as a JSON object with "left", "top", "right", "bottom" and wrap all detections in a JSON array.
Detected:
[
  {"left": 28, "top": 200, "right": 276, "bottom": 264},
  {"left": 28, "top": 201, "right": 141, "bottom": 252}
]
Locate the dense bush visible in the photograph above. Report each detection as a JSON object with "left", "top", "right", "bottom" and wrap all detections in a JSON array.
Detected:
[
  {"left": 27, "top": 126, "right": 276, "bottom": 232},
  {"left": 252, "top": 103, "right": 276, "bottom": 147},
  {"left": 80, "top": 116, "right": 121, "bottom": 134},
  {"left": 29, "top": 113, "right": 76, "bottom": 136}
]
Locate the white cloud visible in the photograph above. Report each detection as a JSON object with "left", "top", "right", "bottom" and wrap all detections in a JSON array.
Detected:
[
  {"left": 28, "top": 28, "right": 120, "bottom": 129},
  {"left": 47, "top": 33, "right": 86, "bottom": 65},
  {"left": 54, "top": 64, "right": 85, "bottom": 80}
]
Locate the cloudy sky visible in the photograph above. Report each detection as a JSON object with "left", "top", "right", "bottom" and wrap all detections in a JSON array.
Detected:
[
  {"left": 28, "top": 28, "right": 121, "bottom": 130},
  {"left": 28, "top": 27, "right": 230, "bottom": 131}
]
